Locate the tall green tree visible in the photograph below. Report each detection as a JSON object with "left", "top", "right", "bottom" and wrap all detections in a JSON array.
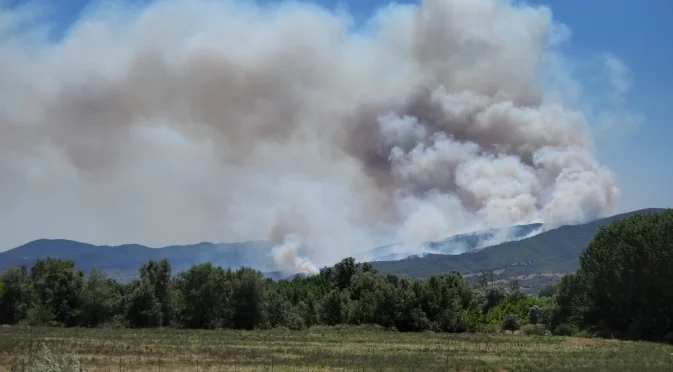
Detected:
[
  {"left": 81, "top": 268, "right": 120, "bottom": 327},
  {"left": 554, "top": 209, "right": 673, "bottom": 340},
  {"left": 348, "top": 271, "right": 381, "bottom": 324},
  {"left": 550, "top": 272, "right": 588, "bottom": 331},
  {"left": 232, "top": 268, "right": 266, "bottom": 330},
  {"left": 321, "top": 288, "right": 350, "bottom": 326},
  {"left": 177, "top": 263, "right": 233, "bottom": 329},
  {"left": 0, "top": 266, "right": 32, "bottom": 324},
  {"left": 30, "top": 258, "right": 84, "bottom": 326},
  {"left": 330, "top": 257, "right": 357, "bottom": 290},
  {"left": 126, "top": 278, "right": 163, "bottom": 328},
  {"left": 139, "top": 259, "right": 176, "bottom": 326}
]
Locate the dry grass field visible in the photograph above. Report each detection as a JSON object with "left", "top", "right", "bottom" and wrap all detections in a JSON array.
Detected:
[{"left": 1, "top": 325, "right": 672, "bottom": 371}]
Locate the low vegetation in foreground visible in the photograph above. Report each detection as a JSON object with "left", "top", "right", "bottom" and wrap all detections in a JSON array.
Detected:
[{"left": 2, "top": 326, "right": 673, "bottom": 372}]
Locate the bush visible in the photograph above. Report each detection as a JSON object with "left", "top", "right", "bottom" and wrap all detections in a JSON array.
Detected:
[
  {"left": 486, "top": 294, "right": 544, "bottom": 326},
  {"left": 354, "top": 324, "right": 386, "bottom": 332},
  {"left": 479, "top": 323, "right": 501, "bottom": 334},
  {"left": 501, "top": 314, "right": 520, "bottom": 332},
  {"left": 536, "top": 306, "right": 553, "bottom": 328},
  {"left": 27, "top": 343, "right": 84, "bottom": 372},
  {"left": 521, "top": 324, "right": 546, "bottom": 336},
  {"left": 309, "top": 325, "right": 332, "bottom": 333},
  {"left": 528, "top": 306, "right": 541, "bottom": 325},
  {"left": 286, "top": 311, "right": 306, "bottom": 331},
  {"left": 554, "top": 323, "right": 577, "bottom": 336},
  {"left": 100, "top": 314, "right": 127, "bottom": 329},
  {"left": 573, "top": 329, "right": 593, "bottom": 338},
  {"left": 538, "top": 284, "right": 558, "bottom": 298},
  {"left": 254, "top": 321, "right": 272, "bottom": 330},
  {"left": 26, "top": 304, "right": 58, "bottom": 327}
]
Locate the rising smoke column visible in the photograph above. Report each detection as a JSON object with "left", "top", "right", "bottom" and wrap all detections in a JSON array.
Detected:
[
  {"left": 0, "top": 0, "right": 620, "bottom": 266},
  {"left": 270, "top": 234, "right": 319, "bottom": 276}
]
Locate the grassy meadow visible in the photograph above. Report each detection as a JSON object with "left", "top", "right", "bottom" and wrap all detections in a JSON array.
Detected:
[{"left": 1, "top": 326, "right": 672, "bottom": 372}]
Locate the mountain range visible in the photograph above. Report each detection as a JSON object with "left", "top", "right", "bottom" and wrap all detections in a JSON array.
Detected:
[
  {"left": 0, "top": 239, "right": 278, "bottom": 282},
  {"left": 356, "top": 223, "right": 543, "bottom": 262},
  {"left": 371, "top": 208, "right": 667, "bottom": 292},
  {"left": 0, "top": 208, "right": 667, "bottom": 290}
]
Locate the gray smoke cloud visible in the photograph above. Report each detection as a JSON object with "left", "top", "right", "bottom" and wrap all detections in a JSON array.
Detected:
[{"left": 0, "top": 0, "right": 620, "bottom": 267}]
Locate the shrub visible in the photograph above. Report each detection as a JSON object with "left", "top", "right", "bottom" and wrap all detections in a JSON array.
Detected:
[
  {"left": 537, "top": 306, "right": 553, "bottom": 328},
  {"left": 27, "top": 343, "right": 84, "bottom": 372},
  {"left": 501, "top": 314, "right": 520, "bottom": 333},
  {"left": 254, "top": 321, "right": 272, "bottom": 330},
  {"left": 479, "top": 323, "right": 501, "bottom": 334},
  {"left": 528, "top": 306, "right": 541, "bottom": 325},
  {"left": 100, "top": 314, "right": 127, "bottom": 329},
  {"left": 573, "top": 329, "right": 593, "bottom": 338},
  {"left": 486, "top": 294, "right": 544, "bottom": 326},
  {"left": 554, "top": 323, "right": 577, "bottom": 336},
  {"left": 286, "top": 311, "right": 306, "bottom": 331},
  {"left": 309, "top": 325, "right": 332, "bottom": 333},
  {"left": 26, "top": 304, "right": 58, "bottom": 327},
  {"left": 354, "top": 324, "right": 386, "bottom": 332},
  {"left": 538, "top": 284, "right": 558, "bottom": 298},
  {"left": 521, "top": 324, "right": 546, "bottom": 336}
]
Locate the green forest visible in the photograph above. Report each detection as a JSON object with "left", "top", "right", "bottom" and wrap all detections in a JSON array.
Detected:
[{"left": 1, "top": 209, "right": 671, "bottom": 343}]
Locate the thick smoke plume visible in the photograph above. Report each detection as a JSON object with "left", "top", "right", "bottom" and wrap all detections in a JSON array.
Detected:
[
  {"left": 270, "top": 235, "right": 319, "bottom": 276},
  {"left": 0, "top": 0, "right": 620, "bottom": 266}
]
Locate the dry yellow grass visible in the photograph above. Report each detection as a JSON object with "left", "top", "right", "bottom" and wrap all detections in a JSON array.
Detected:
[{"left": 1, "top": 325, "right": 672, "bottom": 371}]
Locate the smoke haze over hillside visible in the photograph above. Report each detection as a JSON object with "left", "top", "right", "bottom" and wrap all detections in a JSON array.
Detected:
[{"left": 0, "top": 0, "right": 623, "bottom": 270}]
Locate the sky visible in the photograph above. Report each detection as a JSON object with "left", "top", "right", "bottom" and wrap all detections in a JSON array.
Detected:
[
  {"left": 0, "top": 0, "right": 671, "bottom": 254},
  {"left": 531, "top": 0, "right": 673, "bottom": 213}
]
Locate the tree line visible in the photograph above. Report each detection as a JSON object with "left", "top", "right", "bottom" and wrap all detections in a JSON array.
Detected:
[
  {"left": 0, "top": 255, "right": 553, "bottom": 333},
  {"left": 1, "top": 209, "right": 671, "bottom": 342}
]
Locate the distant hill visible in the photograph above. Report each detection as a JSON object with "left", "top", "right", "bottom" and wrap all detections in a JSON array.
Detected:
[
  {"left": 0, "top": 239, "right": 278, "bottom": 281},
  {"left": 358, "top": 223, "right": 543, "bottom": 261},
  {"left": 2, "top": 208, "right": 667, "bottom": 289},
  {"left": 371, "top": 208, "right": 668, "bottom": 292}
]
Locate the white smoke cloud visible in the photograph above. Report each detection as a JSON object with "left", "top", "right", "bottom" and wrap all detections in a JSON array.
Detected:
[
  {"left": 594, "top": 54, "right": 645, "bottom": 137},
  {"left": 270, "top": 234, "right": 319, "bottom": 276},
  {"left": 0, "top": 0, "right": 626, "bottom": 267},
  {"left": 604, "top": 54, "right": 632, "bottom": 104}
]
